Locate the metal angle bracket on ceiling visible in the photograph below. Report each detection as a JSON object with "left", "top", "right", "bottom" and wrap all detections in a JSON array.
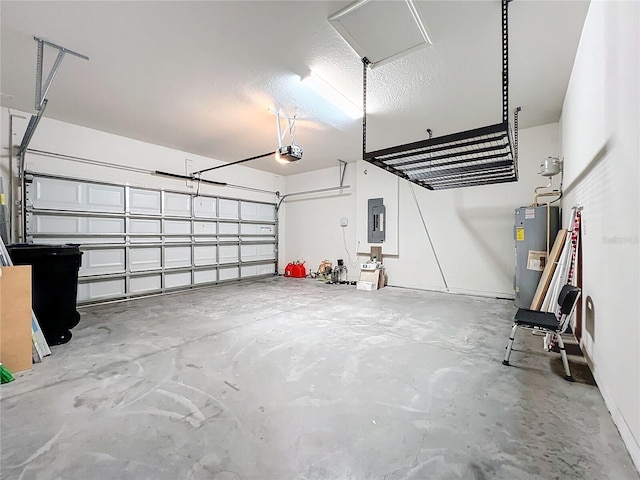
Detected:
[
  {"left": 33, "top": 37, "right": 90, "bottom": 112},
  {"left": 18, "top": 37, "right": 89, "bottom": 157},
  {"left": 361, "top": 0, "right": 520, "bottom": 191}
]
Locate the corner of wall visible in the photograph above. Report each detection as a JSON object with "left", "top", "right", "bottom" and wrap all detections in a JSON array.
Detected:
[{"left": 581, "top": 344, "right": 640, "bottom": 472}]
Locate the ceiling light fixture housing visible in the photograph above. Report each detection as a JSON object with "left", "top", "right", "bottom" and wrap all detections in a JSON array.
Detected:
[{"left": 301, "top": 71, "right": 362, "bottom": 119}]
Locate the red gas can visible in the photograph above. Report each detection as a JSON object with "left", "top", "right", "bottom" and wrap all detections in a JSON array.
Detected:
[
  {"left": 284, "top": 263, "right": 295, "bottom": 277},
  {"left": 292, "top": 263, "right": 306, "bottom": 278}
]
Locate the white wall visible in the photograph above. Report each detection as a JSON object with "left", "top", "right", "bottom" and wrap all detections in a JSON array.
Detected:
[
  {"left": 560, "top": 0, "right": 639, "bottom": 470},
  {"left": 355, "top": 164, "right": 399, "bottom": 256},
  {"left": 284, "top": 123, "right": 561, "bottom": 296},
  {"left": 0, "top": 108, "right": 285, "bottom": 248},
  {"left": 281, "top": 165, "right": 358, "bottom": 279}
]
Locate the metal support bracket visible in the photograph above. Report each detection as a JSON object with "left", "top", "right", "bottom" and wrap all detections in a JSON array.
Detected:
[
  {"left": 338, "top": 159, "right": 347, "bottom": 187},
  {"left": 19, "top": 100, "right": 48, "bottom": 157},
  {"left": 502, "top": 0, "right": 509, "bottom": 123},
  {"left": 512, "top": 105, "right": 521, "bottom": 181},
  {"left": 276, "top": 159, "right": 350, "bottom": 210},
  {"left": 276, "top": 184, "right": 351, "bottom": 212},
  {"left": 514, "top": 106, "right": 521, "bottom": 159},
  {"left": 33, "top": 37, "right": 89, "bottom": 111},
  {"left": 361, "top": 57, "right": 371, "bottom": 159},
  {"left": 274, "top": 111, "right": 300, "bottom": 151}
]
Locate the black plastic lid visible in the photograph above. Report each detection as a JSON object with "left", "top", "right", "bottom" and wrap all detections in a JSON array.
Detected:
[{"left": 7, "top": 243, "right": 82, "bottom": 255}]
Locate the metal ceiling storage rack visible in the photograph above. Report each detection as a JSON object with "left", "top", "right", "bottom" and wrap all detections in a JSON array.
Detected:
[{"left": 361, "top": 0, "right": 520, "bottom": 191}]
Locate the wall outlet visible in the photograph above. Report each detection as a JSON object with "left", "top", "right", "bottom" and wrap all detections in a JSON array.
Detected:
[{"left": 340, "top": 217, "right": 348, "bottom": 227}]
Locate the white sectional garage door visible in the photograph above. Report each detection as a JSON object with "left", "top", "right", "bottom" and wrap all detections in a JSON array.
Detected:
[{"left": 24, "top": 173, "right": 277, "bottom": 304}]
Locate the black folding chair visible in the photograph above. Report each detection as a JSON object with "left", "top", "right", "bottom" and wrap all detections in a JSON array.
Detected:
[{"left": 503, "top": 285, "right": 581, "bottom": 382}]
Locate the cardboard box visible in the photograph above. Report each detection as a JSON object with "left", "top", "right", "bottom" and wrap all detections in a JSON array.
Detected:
[
  {"left": 370, "top": 246, "right": 382, "bottom": 262},
  {"left": 356, "top": 281, "right": 376, "bottom": 291},
  {"left": 359, "top": 268, "right": 385, "bottom": 289},
  {"left": 0, "top": 266, "right": 33, "bottom": 373}
]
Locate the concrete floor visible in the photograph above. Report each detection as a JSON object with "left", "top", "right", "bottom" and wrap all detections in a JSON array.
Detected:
[{"left": 1, "top": 278, "right": 638, "bottom": 480}]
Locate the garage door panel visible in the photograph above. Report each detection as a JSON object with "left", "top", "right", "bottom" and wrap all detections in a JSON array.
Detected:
[
  {"left": 30, "top": 177, "right": 81, "bottom": 211},
  {"left": 241, "top": 202, "right": 275, "bottom": 222},
  {"left": 31, "top": 214, "right": 80, "bottom": 234},
  {"left": 219, "top": 199, "right": 239, "bottom": 219},
  {"left": 164, "top": 192, "right": 191, "bottom": 217},
  {"left": 165, "top": 246, "right": 191, "bottom": 268},
  {"left": 193, "top": 221, "right": 216, "bottom": 237},
  {"left": 130, "top": 247, "right": 162, "bottom": 272},
  {"left": 29, "top": 177, "right": 124, "bottom": 213},
  {"left": 194, "top": 269, "right": 217, "bottom": 284},
  {"left": 26, "top": 174, "right": 275, "bottom": 303},
  {"left": 80, "top": 248, "right": 125, "bottom": 276},
  {"left": 30, "top": 215, "right": 124, "bottom": 236},
  {"left": 130, "top": 219, "right": 161, "bottom": 243},
  {"left": 77, "top": 283, "right": 89, "bottom": 302},
  {"left": 164, "top": 220, "right": 191, "bottom": 243},
  {"left": 219, "top": 223, "right": 239, "bottom": 235},
  {"left": 219, "top": 245, "right": 239, "bottom": 264},
  {"left": 219, "top": 222, "right": 239, "bottom": 241},
  {"left": 219, "top": 266, "right": 239, "bottom": 281},
  {"left": 130, "top": 218, "right": 161, "bottom": 233},
  {"left": 194, "top": 246, "right": 216, "bottom": 266},
  {"left": 29, "top": 235, "right": 124, "bottom": 245},
  {"left": 240, "top": 223, "right": 275, "bottom": 242},
  {"left": 78, "top": 278, "right": 125, "bottom": 302},
  {"left": 241, "top": 244, "right": 275, "bottom": 262},
  {"left": 241, "top": 237, "right": 274, "bottom": 243},
  {"left": 241, "top": 264, "right": 275, "bottom": 277},
  {"left": 165, "top": 271, "right": 191, "bottom": 288},
  {"left": 240, "top": 224, "right": 274, "bottom": 236},
  {"left": 86, "top": 184, "right": 125, "bottom": 213},
  {"left": 130, "top": 275, "right": 161, "bottom": 294},
  {"left": 193, "top": 197, "right": 217, "bottom": 218},
  {"left": 130, "top": 189, "right": 161, "bottom": 215},
  {"left": 88, "top": 217, "right": 125, "bottom": 234}
]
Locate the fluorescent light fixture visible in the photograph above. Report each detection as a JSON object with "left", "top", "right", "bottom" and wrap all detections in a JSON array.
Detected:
[{"left": 302, "top": 71, "right": 362, "bottom": 119}]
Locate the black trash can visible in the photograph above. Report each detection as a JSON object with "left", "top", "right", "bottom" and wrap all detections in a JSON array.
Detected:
[{"left": 7, "top": 244, "right": 83, "bottom": 346}]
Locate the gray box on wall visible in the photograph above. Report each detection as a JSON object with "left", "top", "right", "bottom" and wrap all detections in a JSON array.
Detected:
[
  {"left": 514, "top": 205, "right": 560, "bottom": 308},
  {"left": 368, "top": 198, "right": 385, "bottom": 243}
]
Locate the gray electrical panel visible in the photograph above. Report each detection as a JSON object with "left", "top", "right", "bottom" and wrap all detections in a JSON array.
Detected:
[
  {"left": 368, "top": 198, "right": 385, "bottom": 243},
  {"left": 514, "top": 206, "right": 560, "bottom": 308}
]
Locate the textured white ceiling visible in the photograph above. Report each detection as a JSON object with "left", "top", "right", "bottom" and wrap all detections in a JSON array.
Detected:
[{"left": 0, "top": 1, "right": 589, "bottom": 176}]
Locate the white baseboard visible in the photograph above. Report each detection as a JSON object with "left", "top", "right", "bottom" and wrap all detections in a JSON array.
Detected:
[{"left": 581, "top": 343, "right": 640, "bottom": 474}]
